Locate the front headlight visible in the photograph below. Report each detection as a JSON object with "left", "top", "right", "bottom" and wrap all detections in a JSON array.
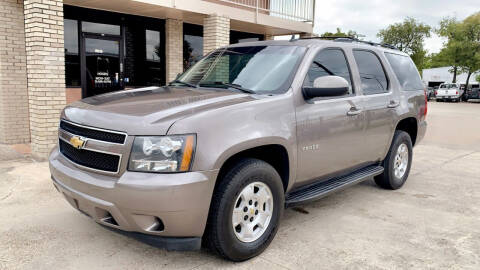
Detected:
[{"left": 128, "top": 135, "right": 196, "bottom": 173}]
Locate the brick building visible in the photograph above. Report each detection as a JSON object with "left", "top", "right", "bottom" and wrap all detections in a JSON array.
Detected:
[{"left": 0, "top": 0, "right": 314, "bottom": 158}]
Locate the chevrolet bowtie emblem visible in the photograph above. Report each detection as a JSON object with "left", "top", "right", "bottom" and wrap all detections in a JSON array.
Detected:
[{"left": 70, "top": 136, "right": 86, "bottom": 149}]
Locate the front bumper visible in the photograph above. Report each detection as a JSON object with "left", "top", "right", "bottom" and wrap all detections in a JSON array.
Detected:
[{"left": 49, "top": 147, "right": 218, "bottom": 249}]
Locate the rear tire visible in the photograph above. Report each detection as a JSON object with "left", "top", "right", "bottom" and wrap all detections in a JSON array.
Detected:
[
  {"left": 375, "top": 131, "right": 413, "bottom": 190},
  {"left": 205, "top": 158, "right": 284, "bottom": 261}
]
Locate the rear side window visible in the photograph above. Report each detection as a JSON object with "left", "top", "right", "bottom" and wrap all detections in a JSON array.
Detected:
[
  {"left": 303, "top": 48, "right": 353, "bottom": 95},
  {"left": 353, "top": 50, "right": 388, "bottom": 95},
  {"left": 385, "top": 53, "right": 424, "bottom": 91}
]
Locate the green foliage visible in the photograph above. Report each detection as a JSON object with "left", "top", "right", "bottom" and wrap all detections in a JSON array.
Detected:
[
  {"left": 377, "top": 17, "right": 431, "bottom": 71},
  {"left": 435, "top": 13, "right": 480, "bottom": 85},
  {"left": 320, "top": 28, "right": 361, "bottom": 39},
  {"left": 458, "top": 12, "right": 480, "bottom": 86},
  {"left": 476, "top": 74, "right": 480, "bottom": 83},
  {"left": 435, "top": 17, "right": 468, "bottom": 82}
]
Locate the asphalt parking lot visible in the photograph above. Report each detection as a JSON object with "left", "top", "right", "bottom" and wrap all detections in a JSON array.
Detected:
[{"left": 1, "top": 101, "right": 479, "bottom": 270}]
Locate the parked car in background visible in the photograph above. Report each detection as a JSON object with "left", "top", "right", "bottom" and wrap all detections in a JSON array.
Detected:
[
  {"left": 426, "top": 87, "right": 435, "bottom": 101},
  {"left": 465, "top": 87, "right": 480, "bottom": 100},
  {"left": 436, "top": 83, "right": 463, "bottom": 102}
]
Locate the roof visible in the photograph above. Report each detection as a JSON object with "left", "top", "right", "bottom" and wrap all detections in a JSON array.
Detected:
[{"left": 227, "top": 37, "right": 407, "bottom": 55}]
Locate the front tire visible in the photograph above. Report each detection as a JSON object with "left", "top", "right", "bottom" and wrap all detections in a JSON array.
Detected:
[
  {"left": 205, "top": 159, "right": 284, "bottom": 261},
  {"left": 375, "top": 131, "right": 413, "bottom": 190}
]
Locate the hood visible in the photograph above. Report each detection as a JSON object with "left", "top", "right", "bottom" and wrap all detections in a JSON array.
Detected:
[{"left": 62, "top": 86, "right": 255, "bottom": 135}]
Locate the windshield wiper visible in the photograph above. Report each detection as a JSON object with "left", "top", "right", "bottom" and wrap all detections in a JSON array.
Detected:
[
  {"left": 169, "top": 79, "right": 197, "bottom": 88},
  {"left": 198, "top": 81, "right": 255, "bottom": 94}
]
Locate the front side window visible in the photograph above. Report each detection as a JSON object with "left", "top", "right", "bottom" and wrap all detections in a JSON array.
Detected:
[
  {"left": 303, "top": 48, "right": 353, "bottom": 95},
  {"left": 353, "top": 50, "right": 388, "bottom": 95},
  {"left": 177, "top": 46, "right": 306, "bottom": 94},
  {"left": 385, "top": 53, "right": 423, "bottom": 91}
]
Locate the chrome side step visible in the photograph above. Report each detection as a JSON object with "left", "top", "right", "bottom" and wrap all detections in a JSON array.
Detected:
[{"left": 285, "top": 165, "right": 384, "bottom": 208}]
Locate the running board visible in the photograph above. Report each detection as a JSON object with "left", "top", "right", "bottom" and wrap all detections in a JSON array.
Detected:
[{"left": 285, "top": 165, "right": 384, "bottom": 208}]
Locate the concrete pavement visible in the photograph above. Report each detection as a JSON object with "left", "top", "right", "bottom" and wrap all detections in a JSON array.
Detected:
[{"left": 1, "top": 101, "right": 479, "bottom": 269}]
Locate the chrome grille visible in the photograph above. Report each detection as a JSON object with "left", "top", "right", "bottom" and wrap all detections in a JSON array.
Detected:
[
  {"left": 59, "top": 140, "right": 120, "bottom": 172},
  {"left": 60, "top": 120, "right": 126, "bottom": 144},
  {"left": 58, "top": 120, "right": 127, "bottom": 174}
]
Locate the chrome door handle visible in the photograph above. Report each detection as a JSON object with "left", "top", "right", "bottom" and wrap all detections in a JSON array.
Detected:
[
  {"left": 387, "top": 101, "right": 400, "bottom": 108},
  {"left": 347, "top": 108, "right": 362, "bottom": 116}
]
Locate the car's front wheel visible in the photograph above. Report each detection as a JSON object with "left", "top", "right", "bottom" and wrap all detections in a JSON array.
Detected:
[
  {"left": 205, "top": 158, "right": 284, "bottom": 261},
  {"left": 375, "top": 130, "right": 413, "bottom": 190}
]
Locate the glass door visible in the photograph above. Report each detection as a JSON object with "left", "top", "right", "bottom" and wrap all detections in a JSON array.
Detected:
[{"left": 82, "top": 34, "right": 124, "bottom": 97}]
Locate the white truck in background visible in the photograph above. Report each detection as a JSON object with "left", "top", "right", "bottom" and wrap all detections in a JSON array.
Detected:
[{"left": 435, "top": 83, "right": 463, "bottom": 102}]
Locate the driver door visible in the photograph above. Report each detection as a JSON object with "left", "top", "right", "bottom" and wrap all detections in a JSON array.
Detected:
[{"left": 295, "top": 48, "right": 367, "bottom": 185}]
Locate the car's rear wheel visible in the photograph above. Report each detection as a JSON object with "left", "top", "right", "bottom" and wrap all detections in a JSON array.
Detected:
[
  {"left": 205, "top": 158, "right": 284, "bottom": 261},
  {"left": 375, "top": 130, "right": 413, "bottom": 190}
]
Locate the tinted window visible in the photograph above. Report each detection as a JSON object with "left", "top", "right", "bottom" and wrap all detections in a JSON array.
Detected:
[
  {"left": 64, "top": 19, "right": 80, "bottom": 87},
  {"left": 385, "top": 53, "right": 423, "bottom": 91},
  {"left": 82, "top": 22, "right": 120, "bottom": 35},
  {"left": 230, "top": 30, "right": 264, "bottom": 44},
  {"left": 303, "top": 49, "right": 353, "bottom": 95},
  {"left": 353, "top": 50, "right": 388, "bottom": 94},
  {"left": 146, "top": 30, "right": 161, "bottom": 62},
  {"left": 183, "top": 23, "right": 203, "bottom": 70},
  {"left": 144, "top": 30, "right": 163, "bottom": 86}
]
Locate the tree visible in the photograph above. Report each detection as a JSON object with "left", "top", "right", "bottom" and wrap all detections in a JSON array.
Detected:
[
  {"left": 377, "top": 17, "right": 431, "bottom": 71},
  {"left": 321, "top": 28, "right": 361, "bottom": 39},
  {"left": 436, "top": 17, "right": 464, "bottom": 82},
  {"left": 458, "top": 12, "right": 480, "bottom": 91}
]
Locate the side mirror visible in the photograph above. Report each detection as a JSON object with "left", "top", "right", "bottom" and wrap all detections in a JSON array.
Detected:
[{"left": 303, "top": 76, "right": 349, "bottom": 99}]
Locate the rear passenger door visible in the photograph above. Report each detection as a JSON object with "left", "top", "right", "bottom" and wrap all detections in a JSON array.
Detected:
[
  {"left": 295, "top": 48, "right": 367, "bottom": 184},
  {"left": 352, "top": 49, "right": 395, "bottom": 162}
]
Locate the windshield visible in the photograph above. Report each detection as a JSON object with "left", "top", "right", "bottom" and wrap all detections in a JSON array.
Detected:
[
  {"left": 176, "top": 45, "right": 307, "bottom": 94},
  {"left": 440, "top": 84, "right": 457, "bottom": 89}
]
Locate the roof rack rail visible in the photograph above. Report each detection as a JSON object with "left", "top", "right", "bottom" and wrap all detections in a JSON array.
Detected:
[{"left": 297, "top": 36, "right": 399, "bottom": 51}]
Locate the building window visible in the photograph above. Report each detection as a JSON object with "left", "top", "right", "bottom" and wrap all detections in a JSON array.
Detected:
[
  {"left": 144, "top": 30, "right": 163, "bottom": 86},
  {"left": 146, "top": 30, "right": 161, "bottom": 62},
  {"left": 230, "top": 30, "right": 264, "bottom": 44},
  {"left": 64, "top": 19, "right": 80, "bottom": 87},
  {"left": 82, "top": 21, "right": 121, "bottom": 35},
  {"left": 183, "top": 23, "right": 203, "bottom": 70},
  {"left": 64, "top": 5, "right": 166, "bottom": 93}
]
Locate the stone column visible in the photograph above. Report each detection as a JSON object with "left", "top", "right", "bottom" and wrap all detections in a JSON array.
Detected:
[
  {"left": 165, "top": 19, "right": 183, "bottom": 83},
  {"left": 24, "top": 0, "right": 66, "bottom": 158},
  {"left": 203, "top": 14, "right": 230, "bottom": 55},
  {"left": 0, "top": 0, "right": 30, "bottom": 144}
]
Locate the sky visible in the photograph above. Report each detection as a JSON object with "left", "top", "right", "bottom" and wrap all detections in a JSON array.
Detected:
[{"left": 311, "top": 0, "right": 479, "bottom": 54}]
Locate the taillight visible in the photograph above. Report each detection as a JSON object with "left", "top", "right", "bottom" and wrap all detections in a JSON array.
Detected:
[
  {"left": 434, "top": 90, "right": 437, "bottom": 95},
  {"left": 456, "top": 91, "right": 458, "bottom": 95}
]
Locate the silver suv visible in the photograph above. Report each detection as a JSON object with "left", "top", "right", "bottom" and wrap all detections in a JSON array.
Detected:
[{"left": 49, "top": 38, "right": 427, "bottom": 261}]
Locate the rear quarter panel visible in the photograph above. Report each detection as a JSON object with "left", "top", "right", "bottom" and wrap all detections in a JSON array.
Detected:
[{"left": 376, "top": 49, "right": 427, "bottom": 159}]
